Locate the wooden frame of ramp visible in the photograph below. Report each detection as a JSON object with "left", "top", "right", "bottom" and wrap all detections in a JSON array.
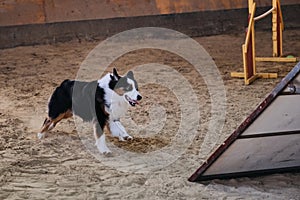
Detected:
[{"left": 189, "top": 62, "right": 300, "bottom": 182}]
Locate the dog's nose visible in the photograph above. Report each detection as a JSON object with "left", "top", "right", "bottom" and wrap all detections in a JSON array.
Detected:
[{"left": 137, "top": 95, "right": 142, "bottom": 101}]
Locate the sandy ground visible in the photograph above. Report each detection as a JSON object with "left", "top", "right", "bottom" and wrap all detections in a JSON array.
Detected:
[{"left": 0, "top": 29, "right": 299, "bottom": 199}]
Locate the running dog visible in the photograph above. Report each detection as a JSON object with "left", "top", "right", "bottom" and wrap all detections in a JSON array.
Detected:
[{"left": 37, "top": 68, "right": 142, "bottom": 154}]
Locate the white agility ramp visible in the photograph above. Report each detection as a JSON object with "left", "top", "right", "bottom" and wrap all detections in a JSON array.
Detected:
[{"left": 189, "top": 62, "right": 300, "bottom": 182}]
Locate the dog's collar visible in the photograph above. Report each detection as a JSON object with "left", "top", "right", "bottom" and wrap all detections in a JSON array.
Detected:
[{"left": 113, "top": 119, "right": 120, "bottom": 122}]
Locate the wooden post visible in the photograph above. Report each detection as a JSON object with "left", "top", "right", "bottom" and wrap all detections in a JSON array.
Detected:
[
  {"left": 272, "top": 0, "right": 279, "bottom": 57},
  {"left": 250, "top": 2, "right": 256, "bottom": 80}
]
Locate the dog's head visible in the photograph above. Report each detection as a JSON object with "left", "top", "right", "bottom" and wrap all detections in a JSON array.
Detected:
[{"left": 109, "top": 68, "right": 142, "bottom": 106}]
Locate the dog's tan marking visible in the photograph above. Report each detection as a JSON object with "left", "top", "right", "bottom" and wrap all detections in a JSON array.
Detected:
[
  {"left": 114, "top": 88, "right": 125, "bottom": 96},
  {"left": 39, "top": 109, "right": 73, "bottom": 136}
]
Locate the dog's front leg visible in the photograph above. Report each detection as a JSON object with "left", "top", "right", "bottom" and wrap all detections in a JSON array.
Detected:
[
  {"left": 109, "top": 120, "right": 133, "bottom": 141},
  {"left": 93, "top": 119, "right": 111, "bottom": 154}
]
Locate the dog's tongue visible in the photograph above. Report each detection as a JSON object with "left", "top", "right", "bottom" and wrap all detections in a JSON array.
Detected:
[{"left": 133, "top": 100, "right": 139, "bottom": 105}]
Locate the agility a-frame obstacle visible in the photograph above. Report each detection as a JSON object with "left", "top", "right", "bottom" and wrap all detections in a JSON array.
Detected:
[
  {"left": 189, "top": 62, "right": 300, "bottom": 182},
  {"left": 231, "top": 0, "right": 297, "bottom": 85}
]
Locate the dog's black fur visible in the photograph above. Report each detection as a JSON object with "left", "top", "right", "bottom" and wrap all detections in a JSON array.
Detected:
[{"left": 48, "top": 79, "right": 108, "bottom": 131}]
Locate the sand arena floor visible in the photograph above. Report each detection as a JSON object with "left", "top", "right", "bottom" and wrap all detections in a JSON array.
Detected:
[{"left": 0, "top": 29, "right": 299, "bottom": 199}]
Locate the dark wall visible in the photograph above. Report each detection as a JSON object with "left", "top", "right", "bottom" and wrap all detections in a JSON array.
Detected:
[{"left": 0, "top": 4, "right": 299, "bottom": 49}]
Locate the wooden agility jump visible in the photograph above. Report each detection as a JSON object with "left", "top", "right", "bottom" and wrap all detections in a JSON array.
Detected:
[{"left": 231, "top": 0, "right": 297, "bottom": 85}]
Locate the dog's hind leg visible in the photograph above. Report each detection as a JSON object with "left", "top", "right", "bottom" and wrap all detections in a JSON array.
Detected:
[
  {"left": 37, "top": 117, "right": 52, "bottom": 139},
  {"left": 37, "top": 110, "right": 73, "bottom": 139}
]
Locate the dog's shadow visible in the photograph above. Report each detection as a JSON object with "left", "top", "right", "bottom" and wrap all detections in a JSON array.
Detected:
[{"left": 107, "top": 135, "right": 170, "bottom": 153}]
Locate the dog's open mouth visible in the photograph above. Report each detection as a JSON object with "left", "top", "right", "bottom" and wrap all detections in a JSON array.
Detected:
[{"left": 125, "top": 95, "right": 139, "bottom": 106}]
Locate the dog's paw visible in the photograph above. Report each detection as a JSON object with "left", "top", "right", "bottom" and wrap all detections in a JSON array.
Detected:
[
  {"left": 96, "top": 135, "right": 112, "bottom": 155},
  {"left": 110, "top": 121, "right": 133, "bottom": 141},
  {"left": 99, "top": 148, "right": 112, "bottom": 155},
  {"left": 118, "top": 134, "right": 133, "bottom": 142},
  {"left": 126, "top": 135, "right": 133, "bottom": 140},
  {"left": 96, "top": 142, "right": 112, "bottom": 154},
  {"left": 37, "top": 132, "right": 44, "bottom": 139}
]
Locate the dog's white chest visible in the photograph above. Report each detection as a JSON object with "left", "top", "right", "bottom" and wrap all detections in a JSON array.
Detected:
[{"left": 107, "top": 100, "right": 129, "bottom": 120}]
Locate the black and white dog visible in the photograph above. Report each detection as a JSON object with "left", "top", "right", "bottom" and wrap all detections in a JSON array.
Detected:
[{"left": 38, "top": 68, "right": 142, "bottom": 154}]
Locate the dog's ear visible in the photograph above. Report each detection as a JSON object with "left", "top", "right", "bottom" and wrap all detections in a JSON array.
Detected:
[
  {"left": 112, "top": 68, "right": 121, "bottom": 80},
  {"left": 127, "top": 71, "right": 134, "bottom": 79}
]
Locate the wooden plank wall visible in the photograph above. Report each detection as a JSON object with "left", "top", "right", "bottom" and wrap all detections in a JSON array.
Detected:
[{"left": 0, "top": 0, "right": 299, "bottom": 27}]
